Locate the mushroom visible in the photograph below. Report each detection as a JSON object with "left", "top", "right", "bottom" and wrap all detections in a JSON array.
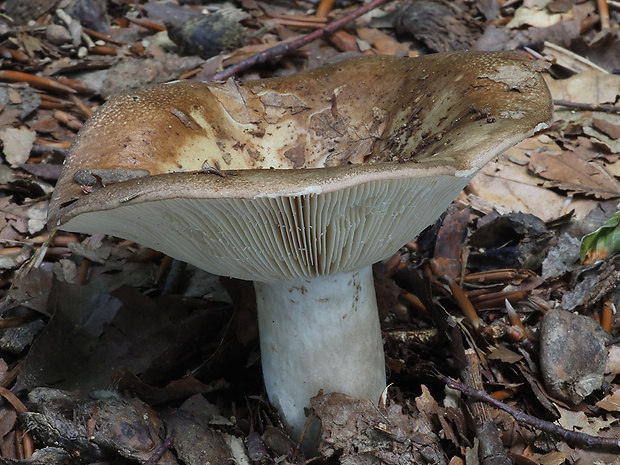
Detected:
[{"left": 48, "top": 52, "right": 552, "bottom": 449}]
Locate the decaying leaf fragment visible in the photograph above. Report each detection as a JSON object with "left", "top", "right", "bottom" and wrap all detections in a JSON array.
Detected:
[
  {"left": 529, "top": 150, "right": 620, "bottom": 199},
  {"left": 596, "top": 387, "right": 620, "bottom": 412},
  {"left": 311, "top": 389, "right": 447, "bottom": 464},
  {"left": 593, "top": 116, "right": 620, "bottom": 140},
  {"left": 545, "top": 71, "right": 620, "bottom": 105},
  {"left": 0, "top": 127, "right": 36, "bottom": 168},
  {"left": 22, "top": 388, "right": 178, "bottom": 464}
]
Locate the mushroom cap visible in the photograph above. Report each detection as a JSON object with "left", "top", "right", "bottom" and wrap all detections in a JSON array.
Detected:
[{"left": 48, "top": 51, "right": 553, "bottom": 283}]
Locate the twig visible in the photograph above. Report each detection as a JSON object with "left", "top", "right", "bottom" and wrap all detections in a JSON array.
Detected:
[
  {"left": 0, "top": 386, "right": 27, "bottom": 414},
  {"left": 554, "top": 99, "right": 620, "bottom": 113},
  {"left": 0, "top": 387, "right": 34, "bottom": 458},
  {"left": 269, "top": 13, "right": 328, "bottom": 24},
  {"left": 38, "top": 94, "right": 74, "bottom": 111},
  {"left": 316, "top": 0, "right": 338, "bottom": 18},
  {"left": 444, "top": 275, "right": 482, "bottom": 330},
  {"left": 144, "top": 436, "right": 174, "bottom": 465},
  {"left": 209, "top": 0, "right": 394, "bottom": 81},
  {"left": 597, "top": 0, "right": 611, "bottom": 32},
  {"left": 0, "top": 70, "right": 76, "bottom": 94},
  {"left": 468, "top": 289, "right": 529, "bottom": 310},
  {"left": 69, "top": 95, "right": 94, "bottom": 118},
  {"left": 438, "top": 373, "right": 620, "bottom": 452},
  {"left": 297, "top": 409, "right": 315, "bottom": 453},
  {"left": 602, "top": 298, "right": 613, "bottom": 333},
  {"left": 83, "top": 27, "right": 125, "bottom": 46},
  {"left": 266, "top": 17, "right": 325, "bottom": 29},
  {"left": 125, "top": 17, "right": 166, "bottom": 32}
]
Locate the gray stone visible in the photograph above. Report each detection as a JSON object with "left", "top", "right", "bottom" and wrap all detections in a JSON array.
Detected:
[{"left": 539, "top": 309, "right": 610, "bottom": 404}]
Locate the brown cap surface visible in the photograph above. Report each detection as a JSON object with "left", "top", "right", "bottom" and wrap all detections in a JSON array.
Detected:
[{"left": 48, "top": 51, "right": 553, "bottom": 282}]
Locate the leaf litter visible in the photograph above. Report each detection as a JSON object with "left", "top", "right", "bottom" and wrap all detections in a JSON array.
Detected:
[{"left": 1, "top": 0, "right": 620, "bottom": 463}]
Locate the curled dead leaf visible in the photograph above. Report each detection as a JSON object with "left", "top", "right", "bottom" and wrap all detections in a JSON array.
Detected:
[{"left": 529, "top": 151, "right": 620, "bottom": 199}]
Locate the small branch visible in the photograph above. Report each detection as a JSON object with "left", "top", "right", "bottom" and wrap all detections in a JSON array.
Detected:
[
  {"left": 597, "top": 0, "right": 611, "bottom": 32},
  {"left": 209, "top": 0, "right": 394, "bottom": 81},
  {"left": 438, "top": 374, "right": 620, "bottom": 452},
  {"left": 0, "top": 70, "right": 77, "bottom": 94},
  {"left": 316, "top": 0, "right": 338, "bottom": 18},
  {"left": 444, "top": 275, "right": 482, "bottom": 330},
  {"left": 554, "top": 99, "right": 620, "bottom": 114},
  {"left": 144, "top": 436, "right": 174, "bottom": 465}
]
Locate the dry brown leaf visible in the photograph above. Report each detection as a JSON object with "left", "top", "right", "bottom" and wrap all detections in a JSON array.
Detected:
[
  {"left": 529, "top": 150, "right": 620, "bottom": 199},
  {"left": 486, "top": 344, "right": 523, "bottom": 363},
  {"left": 557, "top": 405, "right": 619, "bottom": 434},
  {"left": 329, "top": 30, "right": 359, "bottom": 53},
  {"left": 0, "top": 198, "right": 38, "bottom": 240},
  {"left": 507, "top": 6, "right": 571, "bottom": 28},
  {"left": 546, "top": 443, "right": 620, "bottom": 465},
  {"left": 0, "top": 406, "right": 17, "bottom": 459},
  {"left": 0, "top": 199, "right": 51, "bottom": 236},
  {"left": 467, "top": 154, "right": 596, "bottom": 221},
  {"left": 0, "top": 127, "right": 36, "bottom": 167},
  {"left": 596, "top": 387, "right": 620, "bottom": 412},
  {"left": 583, "top": 125, "right": 620, "bottom": 154},
  {"left": 356, "top": 27, "right": 415, "bottom": 56},
  {"left": 545, "top": 71, "right": 620, "bottom": 105},
  {"left": 571, "top": 450, "right": 620, "bottom": 465},
  {"left": 593, "top": 117, "right": 620, "bottom": 140},
  {"left": 535, "top": 449, "right": 574, "bottom": 465},
  {"left": 312, "top": 389, "right": 448, "bottom": 464}
]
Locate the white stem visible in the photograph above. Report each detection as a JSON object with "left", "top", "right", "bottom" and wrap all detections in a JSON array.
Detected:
[{"left": 254, "top": 266, "right": 386, "bottom": 448}]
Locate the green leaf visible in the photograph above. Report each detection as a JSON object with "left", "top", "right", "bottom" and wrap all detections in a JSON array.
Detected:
[{"left": 581, "top": 208, "right": 620, "bottom": 264}]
